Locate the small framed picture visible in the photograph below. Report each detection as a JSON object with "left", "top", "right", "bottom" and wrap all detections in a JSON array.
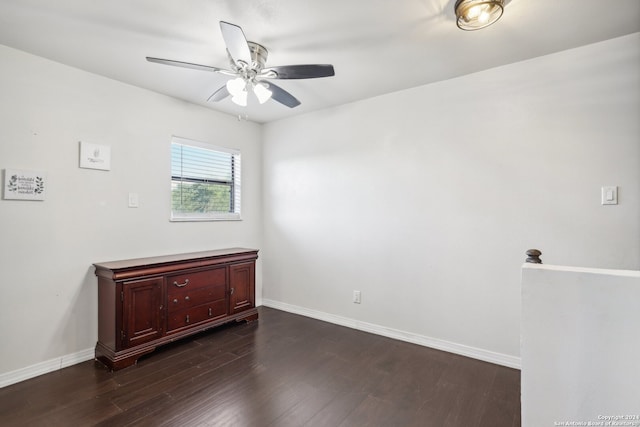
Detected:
[
  {"left": 79, "top": 141, "right": 111, "bottom": 171},
  {"left": 3, "top": 169, "right": 47, "bottom": 201}
]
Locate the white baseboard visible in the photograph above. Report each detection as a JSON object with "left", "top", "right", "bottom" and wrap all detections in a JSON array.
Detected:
[
  {"left": 0, "top": 348, "right": 94, "bottom": 388},
  {"left": 261, "top": 299, "right": 521, "bottom": 370}
]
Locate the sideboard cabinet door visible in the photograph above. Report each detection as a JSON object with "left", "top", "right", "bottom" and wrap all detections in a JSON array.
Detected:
[
  {"left": 122, "top": 277, "right": 163, "bottom": 348},
  {"left": 229, "top": 262, "right": 255, "bottom": 315}
]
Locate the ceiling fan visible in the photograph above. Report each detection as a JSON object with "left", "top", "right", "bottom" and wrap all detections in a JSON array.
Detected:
[{"left": 146, "top": 21, "right": 335, "bottom": 108}]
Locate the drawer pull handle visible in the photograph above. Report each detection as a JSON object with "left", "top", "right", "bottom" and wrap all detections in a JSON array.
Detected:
[
  {"left": 208, "top": 307, "right": 212, "bottom": 316},
  {"left": 186, "top": 315, "right": 190, "bottom": 323},
  {"left": 173, "top": 279, "right": 189, "bottom": 288},
  {"left": 230, "top": 287, "right": 234, "bottom": 295}
]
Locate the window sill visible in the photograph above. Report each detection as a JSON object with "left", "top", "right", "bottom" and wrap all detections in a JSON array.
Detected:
[{"left": 170, "top": 214, "right": 242, "bottom": 222}]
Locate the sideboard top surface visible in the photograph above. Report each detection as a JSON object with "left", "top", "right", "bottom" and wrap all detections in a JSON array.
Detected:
[{"left": 94, "top": 248, "right": 259, "bottom": 277}]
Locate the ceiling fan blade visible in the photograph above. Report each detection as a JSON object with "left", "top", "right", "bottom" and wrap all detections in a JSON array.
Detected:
[
  {"left": 265, "top": 82, "right": 301, "bottom": 108},
  {"left": 219, "top": 21, "right": 252, "bottom": 67},
  {"left": 146, "top": 57, "right": 229, "bottom": 74},
  {"left": 207, "top": 85, "right": 230, "bottom": 102},
  {"left": 261, "top": 64, "right": 335, "bottom": 79}
]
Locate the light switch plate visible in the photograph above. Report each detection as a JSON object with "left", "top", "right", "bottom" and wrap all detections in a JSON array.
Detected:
[
  {"left": 128, "top": 192, "right": 139, "bottom": 208},
  {"left": 601, "top": 186, "right": 617, "bottom": 205}
]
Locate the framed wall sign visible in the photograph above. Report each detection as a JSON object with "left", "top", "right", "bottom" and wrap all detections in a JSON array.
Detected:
[
  {"left": 3, "top": 168, "right": 47, "bottom": 201},
  {"left": 79, "top": 141, "right": 111, "bottom": 171}
]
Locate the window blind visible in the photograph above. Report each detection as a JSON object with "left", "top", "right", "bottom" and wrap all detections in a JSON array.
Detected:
[{"left": 170, "top": 137, "right": 241, "bottom": 221}]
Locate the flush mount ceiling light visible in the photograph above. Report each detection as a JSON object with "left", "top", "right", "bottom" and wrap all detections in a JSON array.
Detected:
[{"left": 455, "top": 0, "right": 504, "bottom": 31}]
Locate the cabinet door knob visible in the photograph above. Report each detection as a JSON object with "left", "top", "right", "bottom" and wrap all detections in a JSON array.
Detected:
[
  {"left": 230, "top": 287, "right": 234, "bottom": 295},
  {"left": 173, "top": 299, "right": 178, "bottom": 304},
  {"left": 208, "top": 307, "right": 212, "bottom": 316},
  {"left": 173, "top": 279, "right": 189, "bottom": 288},
  {"left": 185, "top": 296, "right": 190, "bottom": 301},
  {"left": 185, "top": 315, "right": 190, "bottom": 323}
]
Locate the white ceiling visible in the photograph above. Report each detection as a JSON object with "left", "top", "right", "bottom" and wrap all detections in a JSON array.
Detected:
[{"left": 1, "top": 0, "right": 639, "bottom": 123}]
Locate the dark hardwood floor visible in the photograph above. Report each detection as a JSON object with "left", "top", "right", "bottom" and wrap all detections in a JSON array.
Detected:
[{"left": 0, "top": 307, "right": 520, "bottom": 426}]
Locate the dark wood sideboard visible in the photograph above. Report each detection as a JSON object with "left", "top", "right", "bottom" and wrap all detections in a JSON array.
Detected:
[{"left": 93, "top": 248, "right": 258, "bottom": 370}]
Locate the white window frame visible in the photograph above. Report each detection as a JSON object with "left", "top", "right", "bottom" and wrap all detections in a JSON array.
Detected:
[{"left": 170, "top": 136, "right": 241, "bottom": 222}]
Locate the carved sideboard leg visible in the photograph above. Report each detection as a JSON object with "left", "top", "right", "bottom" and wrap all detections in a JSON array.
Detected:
[
  {"left": 238, "top": 312, "right": 259, "bottom": 323},
  {"left": 95, "top": 342, "right": 156, "bottom": 371}
]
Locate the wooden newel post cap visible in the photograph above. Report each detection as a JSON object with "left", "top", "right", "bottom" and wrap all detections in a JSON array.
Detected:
[{"left": 526, "top": 249, "right": 542, "bottom": 264}]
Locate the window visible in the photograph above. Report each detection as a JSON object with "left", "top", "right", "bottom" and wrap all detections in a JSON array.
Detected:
[{"left": 170, "top": 136, "right": 241, "bottom": 221}]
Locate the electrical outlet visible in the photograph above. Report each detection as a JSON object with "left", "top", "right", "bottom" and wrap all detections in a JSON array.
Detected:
[{"left": 353, "top": 290, "right": 361, "bottom": 304}]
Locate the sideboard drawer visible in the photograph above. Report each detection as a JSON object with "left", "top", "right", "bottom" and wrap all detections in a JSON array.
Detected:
[
  {"left": 166, "top": 267, "right": 226, "bottom": 297},
  {"left": 168, "top": 283, "right": 226, "bottom": 313},
  {"left": 167, "top": 300, "right": 228, "bottom": 332}
]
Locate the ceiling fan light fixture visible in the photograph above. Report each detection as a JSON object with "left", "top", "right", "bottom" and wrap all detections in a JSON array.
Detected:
[
  {"left": 226, "top": 77, "right": 246, "bottom": 97},
  {"left": 231, "top": 90, "right": 248, "bottom": 107},
  {"left": 227, "top": 76, "right": 249, "bottom": 106},
  {"left": 455, "top": 0, "right": 504, "bottom": 31},
  {"left": 253, "top": 82, "right": 272, "bottom": 104}
]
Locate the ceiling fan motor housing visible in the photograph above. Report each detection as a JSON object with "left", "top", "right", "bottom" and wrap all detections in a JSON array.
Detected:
[{"left": 229, "top": 41, "right": 269, "bottom": 72}]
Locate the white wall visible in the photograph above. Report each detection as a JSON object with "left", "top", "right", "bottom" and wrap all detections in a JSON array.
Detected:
[
  {"left": 521, "top": 264, "right": 640, "bottom": 426},
  {"left": 262, "top": 33, "right": 640, "bottom": 364},
  {"left": 0, "top": 45, "right": 263, "bottom": 380}
]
